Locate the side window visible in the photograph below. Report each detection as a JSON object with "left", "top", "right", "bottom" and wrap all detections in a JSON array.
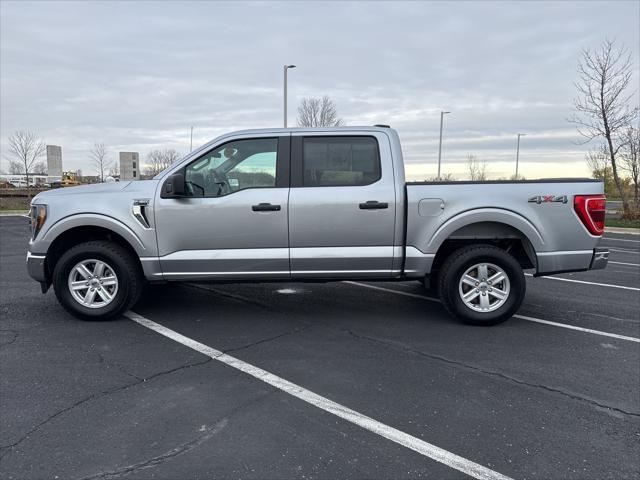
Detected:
[
  {"left": 302, "top": 136, "right": 381, "bottom": 187},
  {"left": 185, "top": 138, "right": 278, "bottom": 197}
]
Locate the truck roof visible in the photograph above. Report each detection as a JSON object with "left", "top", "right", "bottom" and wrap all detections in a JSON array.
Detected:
[{"left": 225, "top": 126, "right": 394, "bottom": 135}]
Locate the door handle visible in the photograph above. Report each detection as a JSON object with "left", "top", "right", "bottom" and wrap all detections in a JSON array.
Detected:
[
  {"left": 359, "top": 201, "right": 389, "bottom": 210},
  {"left": 252, "top": 203, "right": 281, "bottom": 212}
]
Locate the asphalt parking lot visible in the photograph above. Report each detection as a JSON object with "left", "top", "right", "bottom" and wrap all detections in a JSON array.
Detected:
[{"left": 1, "top": 215, "right": 638, "bottom": 480}]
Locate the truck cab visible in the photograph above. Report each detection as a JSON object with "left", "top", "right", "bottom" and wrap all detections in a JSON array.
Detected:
[{"left": 155, "top": 128, "right": 404, "bottom": 280}]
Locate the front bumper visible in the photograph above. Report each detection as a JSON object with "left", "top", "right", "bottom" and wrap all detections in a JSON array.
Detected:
[
  {"left": 26, "top": 251, "right": 47, "bottom": 283},
  {"left": 590, "top": 247, "right": 609, "bottom": 270}
]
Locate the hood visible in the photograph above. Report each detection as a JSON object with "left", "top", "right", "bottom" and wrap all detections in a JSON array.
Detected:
[{"left": 31, "top": 181, "right": 132, "bottom": 203}]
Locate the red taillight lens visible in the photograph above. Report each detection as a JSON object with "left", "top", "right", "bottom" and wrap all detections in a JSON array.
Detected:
[{"left": 574, "top": 195, "right": 606, "bottom": 236}]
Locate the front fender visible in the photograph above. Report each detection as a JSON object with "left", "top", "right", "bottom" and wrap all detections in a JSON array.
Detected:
[{"left": 34, "top": 213, "right": 148, "bottom": 256}]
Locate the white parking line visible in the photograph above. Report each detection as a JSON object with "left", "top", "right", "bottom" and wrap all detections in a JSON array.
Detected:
[
  {"left": 608, "top": 247, "right": 640, "bottom": 254},
  {"left": 513, "top": 315, "right": 640, "bottom": 343},
  {"left": 524, "top": 273, "right": 640, "bottom": 291},
  {"left": 345, "top": 282, "right": 640, "bottom": 343},
  {"left": 609, "top": 261, "right": 640, "bottom": 267},
  {"left": 602, "top": 237, "right": 640, "bottom": 243},
  {"left": 124, "top": 310, "right": 513, "bottom": 480},
  {"left": 345, "top": 281, "right": 440, "bottom": 303}
]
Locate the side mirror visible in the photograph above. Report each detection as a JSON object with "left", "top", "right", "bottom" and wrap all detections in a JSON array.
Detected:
[{"left": 164, "top": 172, "right": 186, "bottom": 197}]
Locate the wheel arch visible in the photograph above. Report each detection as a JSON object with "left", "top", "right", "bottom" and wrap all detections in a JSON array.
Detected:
[
  {"left": 423, "top": 209, "right": 543, "bottom": 276},
  {"left": 41, "top": 216, "right": 145, "bottom": 279}
]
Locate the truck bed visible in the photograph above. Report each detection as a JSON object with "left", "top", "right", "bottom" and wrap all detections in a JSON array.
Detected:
[{"left": 403, "top": 178, "right": 604, "bottom": 277}]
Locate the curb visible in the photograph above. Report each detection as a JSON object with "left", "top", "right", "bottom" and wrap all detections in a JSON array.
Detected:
[
  {"left": 605, "top": 226, "right": 640, "bottom": 235},
  {"left": 0, "top": 211, "right": 29, "bottom": 217}
]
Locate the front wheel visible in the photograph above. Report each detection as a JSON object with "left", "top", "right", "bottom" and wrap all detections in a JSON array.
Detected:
[
  {"left": 52, "top": 241, "right": 144, "bottom": 320},
  {"left": 438, "top": 245, "right": 525, "bottom": 326}
]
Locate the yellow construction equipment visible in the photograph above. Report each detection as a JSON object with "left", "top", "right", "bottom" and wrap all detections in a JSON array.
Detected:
[
  {"left": 60, "top": 171, "right": 80, "bottom": 187},
  {"left": 51, "top": 171, "right": 80, "bottom": 188}
]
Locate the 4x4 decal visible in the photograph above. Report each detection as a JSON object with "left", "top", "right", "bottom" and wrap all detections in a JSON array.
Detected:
[{"left": 527, "top": 195, "right": 568, "bottom": 204}]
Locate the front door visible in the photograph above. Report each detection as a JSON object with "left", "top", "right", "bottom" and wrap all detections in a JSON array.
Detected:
[
  {"left": 288, "top": 133, "right": 397, "bottom": 278},
  {"left": 154, "top": 135, "right": 290, "bottom": 280}
]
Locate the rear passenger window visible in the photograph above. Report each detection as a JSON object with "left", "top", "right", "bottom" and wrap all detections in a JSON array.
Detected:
[{"left": 302, "top": 136, "right": 381, "bottom": 187}]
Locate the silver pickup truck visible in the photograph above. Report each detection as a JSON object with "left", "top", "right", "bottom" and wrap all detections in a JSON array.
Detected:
[{"left": 27, "top": 126, "right": 609, "bottom": 325}]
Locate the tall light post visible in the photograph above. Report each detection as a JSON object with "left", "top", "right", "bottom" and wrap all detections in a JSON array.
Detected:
[
  {"left": 437, "top": 110, "right": 451, "bottom": 179},
  {"left": 515, "top": 133, "right": 526, "bottom": 179},
  {"left": 283, "top": 64, "right": 296, "bottom": 128}
]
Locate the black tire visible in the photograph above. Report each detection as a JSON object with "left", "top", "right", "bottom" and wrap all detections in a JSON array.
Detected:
[
  {"left": 52, "top": 241, "right": 144, "bottom": 321},
  {"left": 437, "top": 245, "right": 525, "bottom": 326}
]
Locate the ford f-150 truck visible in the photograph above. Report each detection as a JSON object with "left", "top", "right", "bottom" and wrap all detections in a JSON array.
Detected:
[{"left": 27, "top": 126, "right": 609, "bottom": 325}]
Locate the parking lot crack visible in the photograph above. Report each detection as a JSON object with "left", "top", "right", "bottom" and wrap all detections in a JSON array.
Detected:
[
  {"left": 342, "top": 328, "right": 640, "bottom": 418},
  {"left": 0, "top": 357, "right": 213, "bottom": 458},
  {"left": 97, "top": 353, "right": 143, "bottom": 381},
  {"left": 223, "top": 324, "right": 311, "bottom": 354},
  {"left": 76, "top": 389, "right": 278, "bottom": 480},
  {"left": 184, "top": 283, "right": 272, "bottom": 309},
  {"left": 76, "top": 417, "right": 229, "bottom": 480}
]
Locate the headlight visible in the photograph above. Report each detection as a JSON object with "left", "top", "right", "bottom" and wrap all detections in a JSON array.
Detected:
[{"left": 29, "top": 204, "right": 47, "bottom": 240}]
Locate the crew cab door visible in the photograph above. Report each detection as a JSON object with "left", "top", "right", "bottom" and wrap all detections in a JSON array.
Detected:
[
  {"left": 154, "top": 135, "right": 290, "bottom": 280},
  {"left": 288, "top": 132, "right": 397, "bottom": 278}
]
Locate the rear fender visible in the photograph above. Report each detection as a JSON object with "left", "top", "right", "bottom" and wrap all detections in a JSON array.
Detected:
[
  {"left": 404, "top": 209, "right": 544, "bottom": 277},
  {"left": 424, "top": 208, "right": 545, "bottom": 253}
]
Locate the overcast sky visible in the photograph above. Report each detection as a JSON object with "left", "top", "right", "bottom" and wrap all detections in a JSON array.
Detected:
[{"left": 1, "top": 0, "right": 638, "bottom": 180}]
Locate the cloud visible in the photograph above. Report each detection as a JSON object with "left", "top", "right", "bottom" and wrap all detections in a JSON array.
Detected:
[{"left": 1, "top": 0, "right": 638, "bottom": 178}]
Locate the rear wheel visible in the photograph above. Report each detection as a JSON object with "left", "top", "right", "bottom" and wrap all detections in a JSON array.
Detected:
[
  {"left": 438, "top": 245, "right": 525, "bottom": 325},
  {"left": 52, "top": 241, "right": 143, "bottom": 320}
]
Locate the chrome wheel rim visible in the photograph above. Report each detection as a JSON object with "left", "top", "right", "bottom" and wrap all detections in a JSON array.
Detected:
[
  {"left": 458, "top": 262, "right": 510, "bottom": 313},
  {"left": 68, "top": 259, "right": 119, "bottom": 309}
]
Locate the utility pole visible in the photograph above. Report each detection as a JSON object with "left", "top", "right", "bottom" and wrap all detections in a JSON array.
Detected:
[
  {"left": 283, "top": 65, "right": 296, "bottom": 127},
  {"left": 437, "top": 110, "right": 451, "bottom": 179},
  {"left": 515, "top": 133, "right": 526, "bottom": 179}
]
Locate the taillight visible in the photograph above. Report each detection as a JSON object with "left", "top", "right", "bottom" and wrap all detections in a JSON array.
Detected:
[{"left": 574, "top": 195, "right": 606, "bottom": 236}]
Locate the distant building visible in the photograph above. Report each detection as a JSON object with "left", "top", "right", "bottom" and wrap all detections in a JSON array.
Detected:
[
  {"left": 119, "top": 152, "right": 139, "bottom": 181},
  {"left": 46, "top": 145, "right": 62, "bottom": 183}
]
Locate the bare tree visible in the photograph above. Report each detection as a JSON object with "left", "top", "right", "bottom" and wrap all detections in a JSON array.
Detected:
[
  {"left": 570, "top": 38, "right": 639, "bottom": 215},
  {"left": 8, "top": 161, "right": 23, "bottom": 174},
  {"left": 466, "top": 153, "right": 488, "bottom": 181},
  {"left": 425, "top": 173, "right": 455, "bottom": 182},
  {"left": 297, "top": 95, "right": 344, "bottom": 127},
  {"left": 32, "top": 162, "right": 47, "bottom": 174},
  {"left": 620, "top": 125, "right": 639, "bottom": 206},
  {"left": 585, "top": 144, "right": 609, "bottom": 175},
  {"left": 90, "top": 143, "right": 111, "bottom": 182},
  {"left": 509, "top": 174, "right": 526, "bottom": 181},
  {"left": 6, "top": 130, "right": 46, "bottom": 186},
  {"left": 145, "top": 149, "right": 181, "bottom": 176},
  {"left": 108, "top": 162, "right": 120, "bottom": 178},
  {"left": 585, "top": 144, "right": 614, "bottom": 194}
]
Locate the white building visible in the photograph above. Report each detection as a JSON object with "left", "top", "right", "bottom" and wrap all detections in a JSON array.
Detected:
[
  {"left": 119, "top": 152, "right": 139, "bottom": 181},
  {"left": 46, "top": 145, "right": 63, "bottom": 183}
]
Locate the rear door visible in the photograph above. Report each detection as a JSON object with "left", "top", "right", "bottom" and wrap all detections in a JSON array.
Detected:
[{"left": 288, "top": 132, "right": 397, "bottom": 278}]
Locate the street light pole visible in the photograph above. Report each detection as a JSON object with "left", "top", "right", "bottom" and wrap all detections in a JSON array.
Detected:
[
  {"left": 437, "top": 110, "right": 451, "bottom": 179},
  {"left": 515, "top": 133, "right": 526, "bottom": 179},
  {"left": 283, "top": 64, "right": 296, "bottom": 128},
  {"left": 190, "top": 126, "right": 193, "bottom": 152}
]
